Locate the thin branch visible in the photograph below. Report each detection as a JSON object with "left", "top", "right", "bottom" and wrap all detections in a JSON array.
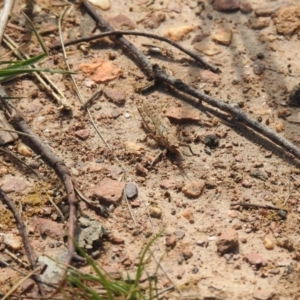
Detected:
[
  {"left": 0, "top": 85, "right": 77, "bottom": 286},
  {"left": 0, "top": 0, "right": 15, "bottom": 43},
  {"left": 1, "top": 266, "right": 41, "bottom": 300},
  {"left": 50, "top": 30, "right": 219, "bottom": 73},
  {"left": 0, "top": 188, "right": 45, "bottom": 296},
  {"left": 230, "top": 202, "right": 287, "bottom": 212},
  {"left": 0, "top": 146, "right": 42, "bottom": 180},
  {"left": 83, "top": 0, "right": 154, "bottom": 78},
  {"left": 152, "top": 64, "right": 300, "bottom": 161}
]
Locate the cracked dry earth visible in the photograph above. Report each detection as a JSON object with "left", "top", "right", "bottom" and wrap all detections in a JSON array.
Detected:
[{"left": 1, "top": 0, "right": 300, "bottom": 299}]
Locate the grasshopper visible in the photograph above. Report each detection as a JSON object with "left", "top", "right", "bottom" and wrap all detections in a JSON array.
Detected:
[{"left": 137, "top": 99, "right": 198, "bottom": 163}]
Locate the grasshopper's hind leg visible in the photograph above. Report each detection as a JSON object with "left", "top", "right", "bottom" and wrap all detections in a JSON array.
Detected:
[{"left": 179, "top": 143, "right": 200, "bottom": 157}]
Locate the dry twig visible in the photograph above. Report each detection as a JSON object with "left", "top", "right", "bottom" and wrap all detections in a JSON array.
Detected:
[
  {"left": 0, "top": 0, "right": 15, "bottom": 43},
  {"left": 0, "top": 85, "right": 77, "bottom": 285},
  {"left": 152, "top": 64, "right": 300, "bottom": 161},
  {"left": 83, "top": 0, "right": 153, "bottom": 78},
  {"left": 230, "top": 202, "right": 287, "bottom": 212},
  {"left": 50, "top": 30, "right": 219, "bottom": 73},
  {"left": 0, "top": 188, "right": 45, "bottom": 296}
]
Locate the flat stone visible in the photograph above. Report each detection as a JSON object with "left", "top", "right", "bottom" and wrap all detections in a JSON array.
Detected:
[
  {"left": 239, "top": 1, "right": 252, "bottom": 13},
  {"left": 182, "top": 180, "right": 205, "bottom": 198},
  {"left": 212, "top": 0, "right": 240, "bottom": 12},
  {"left": 160, "top": 179, "right": 176, "bottom": 189},
  {"left": 130, "top": 201, "right": 141, "bottom": 207},
  {"left": 212, "top": 28, "right": 232, "bottom": 46},
  {"left": 253, "top": 288, "right": 274, "bottom": 300},
  {"left": 244, "top": 252, "right": 263, "bottom": 265},
  {"left": 125, "top": 182, "right": 138, "bottom": 199},
  {"left": 1, "top": 177, "right": 28, "bottom": 193},
  {"left": 165, "top": 107, "right": 201, "bottom": 122},
  {"left": 110, "top": 166, "right": 123, "bottom": 179},
  {"left": 76, "top": 216, "right": 106, "bottom": 250},
  {"left": 109, "top": 235, "right": 124, "bottom": 244},
  {"left": 124, "top": 141, "right": 145, "bottom": 153},
  {"left": 216, "top": 228, "right": 239, "bottom": 254},
  {"left": 110, "top": 109, "right": 122, "bottom": 118},
  {"left": 103, "top": 87, "right": 126, "bottom": 105},
  {"left": 88, "top": 0, "right": 111, "bottom": 10},
  {"left": 94, "top": 178, "right": 124, "bottom": 205},
  {"left": 165, "top": 234, "right": 177, "bottom": 248},
  {"left": 198, "top": 70, "right": 221, "bottom": 84},
  {"left": 167, "top": 25, "right": 196, "bottom": 41},
  {"left": 2, "top": 233, "right": 22, "bottom": 250},
  {"left": 34, "top": 217, "right": 65, "bottom": 240},
  {"left": 241, "top": 180, "right": 252, "bottom": 188},
  {"left": 255, "top": 3, "right": 282, "bottom": 16},
  {"left": 79, "top": 59, "right": 122, "bottom": 83},
  {"left": 38, "top": 249, "right": 68, "bottom": 291},
  {"left": 174, "top": 231, "right": 185, "bottom": 240},
  {"left": 191, "top": 33, "right": 209, "bottom": 44},
  {"left": 0, "top": 111, "right": 18, "bottom": 145},
  {"left": 89, "top": 163, "right": 105, "bottom": 172},
  {"left": 142, "top": 12, "right": 166, "bottom": 29},
  {"left": 194, "top": 42, "right": 222, "bottom": 56},
  {"left": 287, "top": 113, "right": 300, "bottom": 124},
  {"left": 75, "top": 129, "right": 90, "bottom": 140},
  {"left": 250, "top": 17, "right": 270, "bottom": 30},
  {"left": 182, "top": 249, "right": 193, "bottom": 260},
  {"left": 274, "top": 5, "right": 300, "bottom": 35},
  {"left": 108, "top": 14, "right": 135, "bottom": 30}
]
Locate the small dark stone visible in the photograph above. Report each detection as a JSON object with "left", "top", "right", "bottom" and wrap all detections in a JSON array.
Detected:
[
  {"left": 192, "top": 266, "right": 199, "bottom": 274},
  {"left": 125, "top": 183, "right": 138, "bottom": 199},
  {"left": 257, "top": 53, "right": 264, "bottom": 59},
  {"left": 278, "top": 209, "right": 287, "bottom": 219},
  {"left": 289, "top": 83, "right": 300, "bottom": 106},
  {"left": 253, "top": 60, "right": 265, "bottom": 75},
  {"left": 203, "top": 134, "right": 219, "bottom": 148}
]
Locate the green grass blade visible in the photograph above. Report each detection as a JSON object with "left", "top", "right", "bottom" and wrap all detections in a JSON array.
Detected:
[
  {"left": 22, "top": 12, "right": 48, "bottom": 55},
  {"left": 0, "top": 53, "right": 45, "bottom": 71},
  {"left": 0, "top": 68, "right": 74, "bottom": 76}
]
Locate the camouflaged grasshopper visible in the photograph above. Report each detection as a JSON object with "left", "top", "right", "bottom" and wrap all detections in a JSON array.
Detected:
[{"left": 137, "top": 99, "right": 197, "bottom": 162}]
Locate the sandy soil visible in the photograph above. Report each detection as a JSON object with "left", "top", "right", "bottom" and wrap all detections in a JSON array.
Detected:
[{"left": 1, "top": 0, "right": 300, "bottom": 299}]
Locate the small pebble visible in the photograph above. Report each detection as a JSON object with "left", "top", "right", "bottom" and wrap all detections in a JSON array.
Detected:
[
  {"left": 125, "top": 182, "right": 138, "bottom": 199},
  {"left": 181, "top": 209, "right": 194, "bottom": 223},
  {"left": 71, "top": 167, "right": 79, "bottom": 176},
  {"left": 149, "top": 206, "right": 162, "bottom": 218},
  {"left": 253, "top": 60, "right": 265, "bottom": 75},
  {"left": 182, "top": 250, "right": 193, "bottom": 260},
  {"left": 263, "top": 236, "right": 275, "bottom": 250},
  {"left": 278, "top": 209, "right": 287, "bottom": 219},
  {"left": 124, "top": 112, "right": 131, "bottom": 118},
  {"left": 165, "top": 234, "right": 177, "bottom": 248}
]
